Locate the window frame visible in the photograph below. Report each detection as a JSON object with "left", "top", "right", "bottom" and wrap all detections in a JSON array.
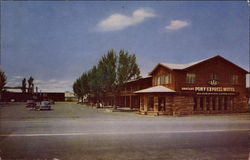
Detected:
[
  {"left": 231, "top": 75, "right": 239, "bottom": 85},
  {"left": 186, "top": 73, "right": 196, "bottom": 84}
]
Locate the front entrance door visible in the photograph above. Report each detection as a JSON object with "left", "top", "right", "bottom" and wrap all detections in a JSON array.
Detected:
[
  {"left": 158, "top": 97, "right": 165, "bottom": 112},
  {"left": 148, "top": 97, "right": 154, "bottom": 111}
]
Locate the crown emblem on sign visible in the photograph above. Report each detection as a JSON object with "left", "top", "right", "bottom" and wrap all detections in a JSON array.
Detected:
[{"left": 208, "top": 79, "right": 219, "bottom": 86}]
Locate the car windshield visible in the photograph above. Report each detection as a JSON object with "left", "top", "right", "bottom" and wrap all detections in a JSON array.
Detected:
[{"left": 41, "top": 101, "right": 49, "bottom": 105}]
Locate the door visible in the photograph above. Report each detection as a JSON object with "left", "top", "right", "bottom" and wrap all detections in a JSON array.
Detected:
[{"left": 158, "top": 97, "right": 166, "bottom": 112}]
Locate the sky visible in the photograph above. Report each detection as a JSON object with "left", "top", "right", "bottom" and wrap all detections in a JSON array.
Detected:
[{"left": 1, "top": 1, "right": 249, "bottom": 92}]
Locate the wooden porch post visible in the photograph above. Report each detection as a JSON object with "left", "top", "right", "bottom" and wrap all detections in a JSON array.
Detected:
[
  {"left": 153, "top": 96, "right": 159, "bottom": 115},
  {"left": 143, "top": 95, "right": 148, "bottom": 113}
]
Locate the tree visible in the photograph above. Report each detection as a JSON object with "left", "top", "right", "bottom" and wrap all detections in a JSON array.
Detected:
[
  {"left": 21, "top": 78, "right": 26, "bottom": 93},
  {"left": 27, "top": 76, "right": 34, "bottom": 93},
  {"left": 117, "top": 49, "right": 140, "bottom": 86},
  {"left": 0, "top": 70, "right": 7, "bottom": 103},
  {"left": 73, "top": 72, "right": 89, "bottom": 103},
  {"left": 73, "top": 78, "right": 82, "bottom": 101},
  {"left": 87, "top": 66, "right": 102, "bottom": 103},
  {"left": 112, "top": 49, "right": 140, "bottom": 107},
  {"left": 72, "top": 48, "right": 141, "bottom": 107},
  {"left": 79, "top": 72, "right": 89, "bottom": 102},
  {"left": 95, "top": 49, "right": 117, "bottom": 106},
  {"left": 98, "top": 49, "right": 117, "bottom": 92},
  {"left": 0, "top": 70, "right": 7, "bottom": 92}
]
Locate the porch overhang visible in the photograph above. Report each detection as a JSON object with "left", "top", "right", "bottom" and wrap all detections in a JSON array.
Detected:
[{"left": 134, "top": 86, "right": 175, "bottom": 94}]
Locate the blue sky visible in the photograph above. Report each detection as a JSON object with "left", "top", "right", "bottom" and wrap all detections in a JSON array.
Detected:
[{"left": 1, "top": 1, "right": 249, "bottom": 92}]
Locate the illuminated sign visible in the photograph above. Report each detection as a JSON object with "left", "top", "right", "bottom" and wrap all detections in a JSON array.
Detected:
[{"left": 181, "top": 87, "right": 235, "bottom": 92}]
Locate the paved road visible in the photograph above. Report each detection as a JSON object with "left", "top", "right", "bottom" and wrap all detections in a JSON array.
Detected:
[{"left": 0, "top": 102, "right": 249, "bottom": 160}]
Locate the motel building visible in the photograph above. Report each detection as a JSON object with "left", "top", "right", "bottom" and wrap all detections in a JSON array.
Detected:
[
  {"left": 134, "top": 55, "right": 249, "bottom": 116},
  {"left": 100, "top": 76, "right": 152, "bottom": 108}
]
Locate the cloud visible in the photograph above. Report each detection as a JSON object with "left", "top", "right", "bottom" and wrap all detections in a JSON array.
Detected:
[
  {"left": 165, "top": 20, "right": 190, "bottom": 30},
  {"left": 34, "top": 79, "right": 73, "bottom": 92},
  {"left": 12, "top": 75, "right": 23, "bottom": 79},
  {"left": 97, "top": 8, "right": 156, "bottom": 32},
  {"left": 6, "top": 76, "right": 23, "bottom": 87},
  {"left": 6, "top": 76, "right": 73, "bottom": 92}
]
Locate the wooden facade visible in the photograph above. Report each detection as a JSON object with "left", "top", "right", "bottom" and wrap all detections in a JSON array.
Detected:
[
  {"left": 135, "top": 55, "right": 249, "bottom": 116},
  {"left": 98, "top": 76, "right": 152, "bottom": 109},
  {"left": 89, "top": 55, "right": 248, "bottom": 116}
]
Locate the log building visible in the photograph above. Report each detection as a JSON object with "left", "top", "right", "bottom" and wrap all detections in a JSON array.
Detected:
[
  {"left": 90, "top": 55, "right": 248, "bottom": 116},
  {"left": 135, "top": 55, "right": 249, "bottom": 115},
  {"left": 96, "top": 76, "right": 152, "bottom": 109}
]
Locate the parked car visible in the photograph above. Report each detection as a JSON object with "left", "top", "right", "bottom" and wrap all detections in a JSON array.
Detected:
[
  {"left": 49, "top": 99, "right": 55, "bottom": 105},
  {"left": 26, "top": 100, "right": 36, "bottom": 108},
  {"left": 39, "top": 101, "right": 51, "bottom": 110}
]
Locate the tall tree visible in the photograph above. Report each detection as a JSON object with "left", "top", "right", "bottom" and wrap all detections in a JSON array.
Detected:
[
  {"left": 112, "top": 49, "right": 140, "bottom": 106},
  {"left": 88, "top": 66, "right": 100, "bottom": 95},
  {"left": 0, "top": 70, "right": 7, "bottom": 103},
  {"left": 21, "top": 78, "right": 26, "bottom": 93},
  {"left": 27, "top": 76, "right": 34, "bottom": 93},
  {"left": 73, "top": 78, "right": 82, "bottom": 101},
  {"left": 72, "top": 48, "right": 141, "bottom": 107},
  {"left": 96, "top": 49, "right": 117, "bottom": 106},
  {"left": 73, "top": 72, "right": 90, "bottom": 102},
  {"left": 117, "top": 49, "right": 140, "bottom": 85},
  {"left": 79, "top": 72, "right": 89, "bottom": 102},
  {"left": 98, "top": 49, "right": 117, "bottom": 92},
  {"left": 0, "top": 70, "right": 7, "bottom": 92}
]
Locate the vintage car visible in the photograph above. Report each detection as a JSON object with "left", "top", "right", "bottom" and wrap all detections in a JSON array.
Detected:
[
  {"left": 39, "top": 101, "right": 51, "bottom": 110},
  {"left": 49, "top": 99, "right": 55, "bottom": 105},
  {"left": 26, "top": 100, "right": 37, "bottom": 108}
]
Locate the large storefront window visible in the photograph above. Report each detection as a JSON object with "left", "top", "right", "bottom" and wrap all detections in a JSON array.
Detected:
[
  {"left": 186, "top": 73, "right": 196, "bottom": 84},
  {"left": 194, "top": 96, "right": 234, "bottom": 112}
]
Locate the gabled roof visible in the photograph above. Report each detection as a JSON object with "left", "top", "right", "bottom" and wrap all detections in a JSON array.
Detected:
[
  {"left": 160, "top": 57, "right": 211, "bottom": 70},
  {"left": 124, "top": 75, "right": 152, "bottom": 83},
  {"left": 149, "top": 55, "right": 248, "bottom": 75},
  {"left": 134, "top": 86, "right": 175, "bottom": 94}
]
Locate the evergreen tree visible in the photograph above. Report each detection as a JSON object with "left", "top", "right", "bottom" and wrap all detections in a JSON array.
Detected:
[
  {"left": 73, "top": 72, "right": 90, "bottom": 102},
  {"left": 0, "top": 70, "right": 7, "bottom": 92},
  {"left": 73, "top": 78, "right": 82, "bottom": 101},
  {"left": 72, "top": 48, "right": 141, "bottom": 106},
  {"left": 21, "top": 78, "right": 26, "bottom": 93},
  {"left": 98, "top": 49, "right": 117, "bottom": 92},
  {"left": 117, "top": 49, "right": 140, "bottom": 86},
  {"left": 112, "top": 49, "right": 140, "bottom": 106},
  {"left": 0, "top": 70, "right": 7, "bottom": 103},
  {"left": 88, "top": 66, "right": 100, "bottom": 96},
  {"left": 27, "top": 76, "right": 34, "bottom": 93}
]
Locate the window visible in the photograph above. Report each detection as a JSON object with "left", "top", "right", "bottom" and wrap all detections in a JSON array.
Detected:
[
  {"left": 153, "top": 74, "right": 172, "bottom": 86},
  {"left": 186, "top": 73, "right": 196, "bottom": 84},
  {"left": 165, "top": 74, "right": 171, "bottom": 84},
  {"left": 157, "top": 76, "right": 161, "bottom": 85},
  {"left": 231, "top": 75, "right": 239, "bottom": 85},
  {"left": 153, "top": 77, "right": 157, "bottom": 86}
]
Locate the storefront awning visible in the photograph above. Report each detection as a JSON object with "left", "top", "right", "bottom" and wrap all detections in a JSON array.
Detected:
[{"left": 134, "top": 86, "right": 175, "bottom": 93}]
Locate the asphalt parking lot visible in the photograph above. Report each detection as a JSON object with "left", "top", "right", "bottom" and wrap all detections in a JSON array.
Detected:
[{"left": 0, "top": 102, "right": 249, "bottom": 160}]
